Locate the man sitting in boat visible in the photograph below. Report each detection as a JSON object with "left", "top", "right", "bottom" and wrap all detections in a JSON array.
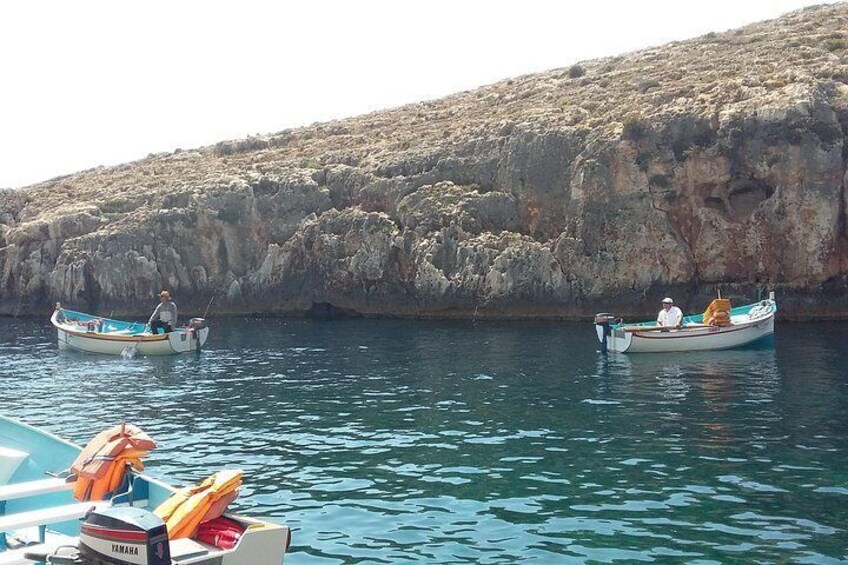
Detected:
[
  {"left": 657, "top": 297, "right": 683, "bottom": 330},
  {"left": 148, "top": 290, "right": 178, "bottom": 334}
]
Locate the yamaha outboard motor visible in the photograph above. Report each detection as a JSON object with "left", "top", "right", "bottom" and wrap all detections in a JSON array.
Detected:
[
  {"left": 23, "top": 507, "right": 171, "bottom": 565},
  {"left": 79, "top": 507, "right": 170, "bottom": 565},
  {"left": 594, "top": 313, "right": 616, "bottom": 353}
]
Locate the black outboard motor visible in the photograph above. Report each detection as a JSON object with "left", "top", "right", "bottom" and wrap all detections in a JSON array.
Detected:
[
  {"left": 79, "top": 507, "right": 170, "bottom": 565},
  {"left": 594, "top": 313, "right": 617, "bottom": 353}
]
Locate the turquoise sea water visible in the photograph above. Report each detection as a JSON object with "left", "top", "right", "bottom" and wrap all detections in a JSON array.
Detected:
[{"left": 1, "top": 317, "right": 847, "bottom": 563}]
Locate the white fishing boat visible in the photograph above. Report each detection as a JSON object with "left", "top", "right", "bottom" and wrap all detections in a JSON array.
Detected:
[
  {"left": 0, "top": 415, "right": 290, "bottom": 564},
  {"left": 594, "top": 292, "right": 777, "bottom": 353},
  {"left": 50, "top": 305, "right": 209, "bottom": 356}
]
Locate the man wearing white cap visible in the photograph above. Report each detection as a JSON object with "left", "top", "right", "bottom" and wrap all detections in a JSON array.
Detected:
[{"left": 657, "top": 297, "right": 683, "bottom": 329}]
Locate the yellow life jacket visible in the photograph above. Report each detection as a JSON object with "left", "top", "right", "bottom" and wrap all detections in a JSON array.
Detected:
[
  {"left": 71, "top": 424, "right": 156, "bottom": 502},
  {"left": 703, "top": 298, "right": 732, "bottom": 327},
  {"left": 154, "top": 469, "right": 243, "bottom": 539}
]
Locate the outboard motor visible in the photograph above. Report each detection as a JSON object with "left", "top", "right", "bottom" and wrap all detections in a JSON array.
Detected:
[
  {"left": 188, "top": 318, "right": 207, "bottom": 355},
  {"left": 594, "top": 313, "right": 616, "bottom": 353},
  {"left": 79, "top": 507, "right": 170, "bottom": 564},
  {"left": 23, "top": 507, "right": 170, "bottom": 565}
]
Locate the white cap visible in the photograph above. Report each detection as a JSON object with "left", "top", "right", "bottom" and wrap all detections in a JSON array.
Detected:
[{"left": 662, "top": 297, "right": 673, "bottom": 304}]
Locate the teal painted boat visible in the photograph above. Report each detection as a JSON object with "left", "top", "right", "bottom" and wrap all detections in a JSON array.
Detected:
[
  {"left": 595, "top": 292, "right": 777, "bottom": 353},
  {"left": 0, "top": 415, "right": 289, "bottom": 564},
  {"left": 51, "top": 305, "right": 209, "bottom": 356}
]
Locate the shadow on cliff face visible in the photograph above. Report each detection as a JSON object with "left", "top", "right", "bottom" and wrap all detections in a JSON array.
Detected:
[
  {"left": 308, "top": 302, "right": 363, "bottom": 320},
  {"left": 703, "top": 179, "right": 776, "bottom": 222}
]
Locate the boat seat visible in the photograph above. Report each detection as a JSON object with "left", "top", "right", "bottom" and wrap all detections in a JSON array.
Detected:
[
  {"left": 0, "top": 501, "right": 109, "bottom": 534},
  {"left": 0, "top": 479, "right": 74, "bottom": 503}
]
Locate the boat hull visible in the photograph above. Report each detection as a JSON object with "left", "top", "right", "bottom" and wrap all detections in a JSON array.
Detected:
[
  {"left": 608, "top": 315, "right": 774, "bottom": 353},
  {"left": 52, "top": 308, "right": 209, "bottom": 356},
  {"left": 596, "top": 297, "right": 777, "bottom": 354},
  {"left": 56, "top": 326, "right": 209, "bottom": 355}
]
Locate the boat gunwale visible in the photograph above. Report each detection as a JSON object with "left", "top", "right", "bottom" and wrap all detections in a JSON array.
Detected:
[
  {"left": 0, "top": 414, "right": 81, "bottom": 453},
  {"left": 0, "top": 414, "right": 183, "bottom": 497}
]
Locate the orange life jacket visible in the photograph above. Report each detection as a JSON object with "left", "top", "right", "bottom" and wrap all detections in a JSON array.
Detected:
[
  {"left": 703, "top": 298, "right": 732, "bottom": 327},
  {"left": 71, "top": 423, "right": 156, "bottom": 502}
]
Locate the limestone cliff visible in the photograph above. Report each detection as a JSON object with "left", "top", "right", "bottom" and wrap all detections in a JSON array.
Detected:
[{"left": 3, "top": 4, "right": 848, "bottom": 319}]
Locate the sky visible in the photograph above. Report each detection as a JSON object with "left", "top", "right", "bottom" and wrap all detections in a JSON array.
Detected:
[{"left": 0, "top": 0, "right": 836, "bottom": 189}]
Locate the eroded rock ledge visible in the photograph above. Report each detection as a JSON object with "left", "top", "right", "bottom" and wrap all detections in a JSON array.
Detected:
[{"left": 2, "top": 4, "right": 848, "bottom": 320}]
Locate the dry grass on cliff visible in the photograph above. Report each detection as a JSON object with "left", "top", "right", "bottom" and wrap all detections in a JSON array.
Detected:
[{"left": 6, "top": 3, "right": 848, "bottom": 220}]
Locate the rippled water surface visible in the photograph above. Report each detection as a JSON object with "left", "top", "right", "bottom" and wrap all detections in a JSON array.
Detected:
[{"left": 1, "top": 317, "right": 847, "bottom": 563}]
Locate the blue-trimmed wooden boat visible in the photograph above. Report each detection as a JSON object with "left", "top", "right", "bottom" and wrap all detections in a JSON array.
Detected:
[
  {"left": 0, "top": 415, "right": 290, "bottom": 564},
  {"left": 50, "top": 305, "right": 209, "bottom": 356},
  {"left": 595, "top": 293, "right": 777, "bottom": 353}
]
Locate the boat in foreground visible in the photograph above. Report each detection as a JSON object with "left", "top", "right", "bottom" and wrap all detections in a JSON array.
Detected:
[
  {"left": 0, "top": 415, "right": 290, "bottom": 564},
  {"left": 594, "top": 293, "right": 777, "bottom": 353},
  {"left": 50, "top": 305, "right": 209, "bottom": 356}
]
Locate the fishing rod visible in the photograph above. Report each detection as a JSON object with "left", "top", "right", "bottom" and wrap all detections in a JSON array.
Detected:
[{"left": 202, "top": 294, "right": 216, "bottom": 318}]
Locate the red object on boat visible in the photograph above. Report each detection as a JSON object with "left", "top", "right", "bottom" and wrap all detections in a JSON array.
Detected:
[{"left": 195, "top": 517, "right": 244, "bottom": 550}]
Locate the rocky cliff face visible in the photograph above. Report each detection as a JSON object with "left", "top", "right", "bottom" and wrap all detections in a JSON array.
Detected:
[{"left": 3, "top": 4, "right": 848, "bottom": 320}]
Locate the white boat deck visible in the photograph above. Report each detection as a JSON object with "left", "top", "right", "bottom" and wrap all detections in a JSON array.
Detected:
[
  {"left": 0, "top": 479, "right": 74, "bottom": 502},
  {"left": 0, "top": 533, "right": 78, "bottom": 565}
]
